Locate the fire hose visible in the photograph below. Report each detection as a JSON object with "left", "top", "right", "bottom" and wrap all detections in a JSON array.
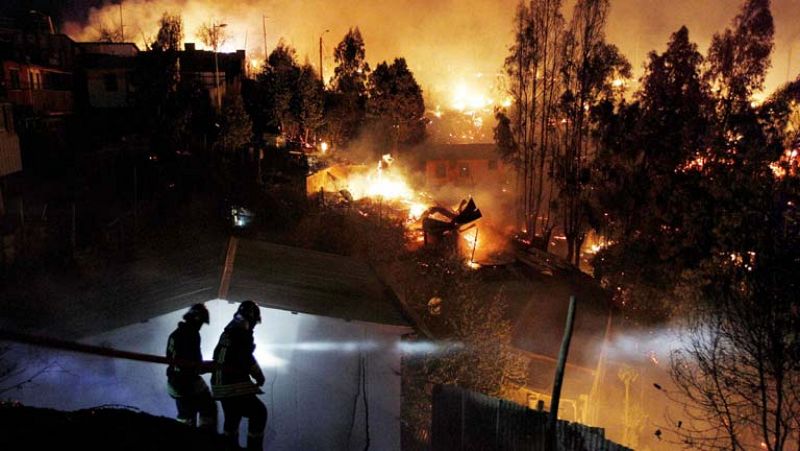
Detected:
[{"left": 0, "top": 329, "right": 233, "bottom": 373}]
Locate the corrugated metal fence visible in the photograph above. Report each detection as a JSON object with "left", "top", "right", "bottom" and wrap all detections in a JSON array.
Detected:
[{"left": 431, "top": 385, "right": 631, "bottom": 451}]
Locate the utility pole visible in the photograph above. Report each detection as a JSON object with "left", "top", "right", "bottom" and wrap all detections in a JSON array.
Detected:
[
  {"left": 262, "top": 15, "right": 268, "bottom": 58},
  {"left": 119, "top": 3, "right": 124, "bottom": 41},
  {"left": 319, "top": 29, "right": 330, "bottom": 86},
  {"left": 71, "top": 202, "right": 76, "bottom": 255},
  {"left": 547, "top": 295, "right": 577, "bottom": 450},
  {"left": 213, "top": 21, "right": 228, "bottom": 111}
]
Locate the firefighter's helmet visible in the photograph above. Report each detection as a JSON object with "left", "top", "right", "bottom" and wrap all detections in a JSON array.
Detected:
[
  {"left": 237, "top": 300, "right": 262, "bottom": 324},
  {"left": 184, "top": 303, "right": 210, "bottom": 324}
]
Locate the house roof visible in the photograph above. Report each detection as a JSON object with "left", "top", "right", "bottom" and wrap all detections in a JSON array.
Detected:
[
  {"left": 407, "top": 143, "right": 500, "bottom": 163},
  {"left": 226, "top": 239, "right": 410, "bottom": 327},
  {"left": 0, "top": 230, "right": 409, "bottom": 340},
  {"left": 77, "top": 42, "right": 140, "bottom": 57}
]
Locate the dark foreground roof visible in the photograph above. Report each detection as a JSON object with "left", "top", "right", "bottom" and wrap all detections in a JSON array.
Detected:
[
  {"left": 0, "top": 404, "right": 226, "bottom": 451},
  {"left": 227, "top": 239, "right": 410, "bottom": 326}
]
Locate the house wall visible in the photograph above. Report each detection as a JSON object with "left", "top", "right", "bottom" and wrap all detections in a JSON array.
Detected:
[
  {"left": 2, "top": 61, "right": 73, "bottom": 113},
  {"left": 425, "top": 157, "right": 508, "bottom": 189},
  {"left": 0, "top": 103, "right": 21, "bottom": 177},
  {"left": 85, "top": 67, "right": 133, "bottom": 108},
  {"left": 7, "top": 300, "right": 408, "bottom": 451}
]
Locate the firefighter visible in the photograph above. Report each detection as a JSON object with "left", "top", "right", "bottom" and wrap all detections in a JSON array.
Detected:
[
  {"left": 212, "top": 300, "right": 267, "bottom": 451},
  {"left": 165, "top": 303, "right": 218, "bottom": 431}
]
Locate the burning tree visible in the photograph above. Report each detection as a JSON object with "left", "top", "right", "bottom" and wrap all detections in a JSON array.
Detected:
[
  {"left": 150, "top": 12, "right": 183, "bottom": 52},
  {"left": 498, "top": 0, "right": 565, "bottom": 248},
  {"left": 555, "top": 0, "right": 630, "bottom": 266},
  {"left": 196, "top": 21, "right": 228, "bottom": 52},
  {"left": 498, "top": 0, "right": 628, "bottom": 265}
]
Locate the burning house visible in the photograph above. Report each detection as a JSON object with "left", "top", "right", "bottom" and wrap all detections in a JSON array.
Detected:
[
  {"left": 416, "top": 143, "right": 510, "bottom": 191},
  {"left": 169, "top": 43, "right": 246, "bottom": 109}
]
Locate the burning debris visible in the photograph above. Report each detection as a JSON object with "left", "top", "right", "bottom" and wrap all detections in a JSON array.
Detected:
[
  {"left": 420, "top": 197, "right": 482, "bottom": 239},
  {"left": 305, "top": 153, "right": 510, "bottom": 266}
]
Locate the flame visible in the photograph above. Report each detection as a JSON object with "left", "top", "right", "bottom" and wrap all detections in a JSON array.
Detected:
[
  {"left": 408, "top": 202, "right": 428, "bottom": 220},
  {"left": 247, "top": 57, "right": 264, "bottom": 74},
  {"left": 451, "top": 81, "right": 491, "bottom": 112},
  {"left": 769, "top": 148, "right": 799, "bottom": 179}
]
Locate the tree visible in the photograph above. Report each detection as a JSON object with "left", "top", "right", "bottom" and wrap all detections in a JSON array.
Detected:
[
  {"left": 248, "top": 43, "right": 324, "bottom": 144},
  {"left": 264, "top": 41, "right": 302, "bottom": 138},
  {"left": 332, "top": 27, "right": 370, "bottom": 97},
  {"left": 556, "top": 0, "right": 630, "bottom": 265},
  {"left": 196, "top": 21, "right": 228, "bottom": 51},
  {"left": 493, "top": 109, "right": 518, "bottom": 167},
  {"left": 96, "top": 25, "right": 123, "bottom": 43},
  {"left": 499, "top": 0, "right": 565, "bottom": 246},
  {"left": 297, "top": 63, "right": 325, "bottom": 143},
  {"left": 367, "top": 58, "right": 426, "bottom": 150},
  {"left": 669, "top": 156, "right": 800, "bottom": 450},
  {"left": 328, "top": 28, "right": 370, "bottom": 146},
  {"left": 151, "top": 12, "right": 183, "bottom": 52},
  {"left": 397, "top": 250, "right": 528, "bottom": 445},
  {"left": 216, "top": 93, "right": 252, "bottom": 153},
  {"left": 706, "top": 0, "right": 774, "bottom": 116},
  {"left": 591, "top": 26, "right": 711, "bottom": 319}
]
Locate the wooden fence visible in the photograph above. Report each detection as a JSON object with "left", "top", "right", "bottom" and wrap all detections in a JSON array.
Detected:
[{"left": 431, "top": 385, "right": 631, "bottom": 451}]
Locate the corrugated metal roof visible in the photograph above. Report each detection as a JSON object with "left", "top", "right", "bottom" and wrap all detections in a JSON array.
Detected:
[{"left": 226, "top": 239, "right": 410, "bottom": 326}]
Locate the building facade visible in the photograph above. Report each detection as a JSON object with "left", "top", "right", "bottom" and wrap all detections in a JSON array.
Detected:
[{"left": 421, "top": 143, "right": 509, "bottom": 190}]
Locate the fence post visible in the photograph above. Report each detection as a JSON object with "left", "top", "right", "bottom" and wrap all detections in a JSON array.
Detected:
[
  {"left": 547, "top": 295, "right": 577, "bottom": 450},
  {"left": 71, "top": 202, "right": 76, "bottom": 255},
  {"left": 18, "top": 198, "right": 25, "bottom": 250},
  {"left": 460, "top": 388, "right": 466, "bottom": 450}
]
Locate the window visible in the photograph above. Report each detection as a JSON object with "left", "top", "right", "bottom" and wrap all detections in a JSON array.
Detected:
[
  {"left": 488, "top": 159, "right": 498, "bottom": 170},
  {"left": 104, "top": 73, "right": 119, "bottom": 92},
  {"left": 9, "top": 69, "right": 20, "bottom": 89},
  {"left": 435, "top": 162, "right": 446, "bottom": 178}
]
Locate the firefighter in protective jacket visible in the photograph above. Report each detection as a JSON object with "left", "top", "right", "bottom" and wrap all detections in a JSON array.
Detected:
[
  {"left": 212, "top": 300, "right": 267, "bottom": 451},
  {"left": 166, "top": 303, "right": 217, "bottom": 430}
]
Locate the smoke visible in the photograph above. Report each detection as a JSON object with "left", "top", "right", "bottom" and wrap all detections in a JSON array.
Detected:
[
  {"left": 261, "top": 339, "right": 463, "bottom": 355},
  {"left": 62, "top": 0, "right": 514, "bottom": 106},
  {"left": 63, "top": 0, "right": 800, "bottom": 107},
  {"left": 601, "top": 326, "right": 686, "bottom": 365}
]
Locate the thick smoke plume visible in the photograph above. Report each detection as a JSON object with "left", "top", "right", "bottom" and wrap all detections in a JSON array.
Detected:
[{"left": 64, "top": 0, "right": 800, "bottom": 106}]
